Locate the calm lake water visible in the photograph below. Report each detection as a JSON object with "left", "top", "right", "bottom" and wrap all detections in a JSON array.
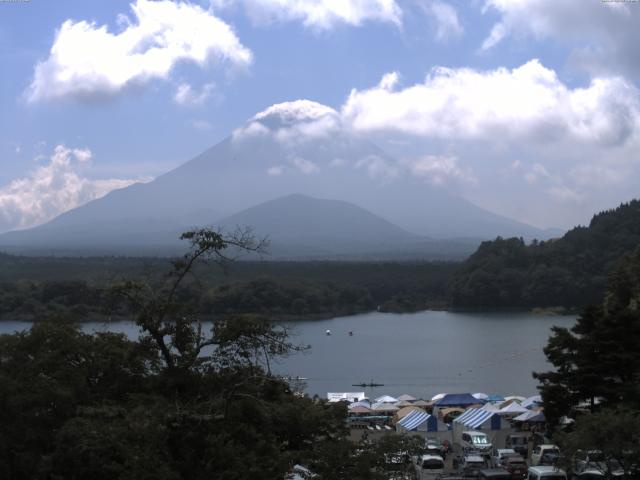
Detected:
[{"left": 0, "top": 311, "right": 574, "bottom": 400}]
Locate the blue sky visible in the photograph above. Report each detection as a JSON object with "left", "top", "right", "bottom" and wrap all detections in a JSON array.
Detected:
[{"left": 1, "top": 0, "right": 639, "bottom": 232}]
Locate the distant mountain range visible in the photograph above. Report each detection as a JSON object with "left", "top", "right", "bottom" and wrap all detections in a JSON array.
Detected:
[{"left": 0, "top": 101, "right": 562, "bottom": 258}]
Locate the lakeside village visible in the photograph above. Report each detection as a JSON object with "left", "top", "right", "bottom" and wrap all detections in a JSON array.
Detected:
[{"left": 325, "top": 391, "right": 584, "bottom": 480}]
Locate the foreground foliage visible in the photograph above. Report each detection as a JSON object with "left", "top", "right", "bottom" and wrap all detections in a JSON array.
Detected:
[
  {"left": 534, "top": 247, "right": 640, "bottom": 425},
  {"left": 0, "top": 228, "right": 428, "bottom": 479}
]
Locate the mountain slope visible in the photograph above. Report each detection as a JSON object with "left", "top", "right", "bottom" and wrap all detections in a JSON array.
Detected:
[{"left": 0, "top": 101, "right": 558, "bottom": 255}]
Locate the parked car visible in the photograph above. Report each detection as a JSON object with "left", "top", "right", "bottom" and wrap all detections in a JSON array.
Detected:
[
  {"left": 461, "top": 431, "right": 493, "bottom": 454},
  {"left": 480, "top": 469, "right": 513, "bottom": 480},
  {"left": 506, "top": 434, "right": 530, "bottom": 457},
  {"left": 531, "top": 445, "right": 560, "bottom": 466},
  {"left": 527, "top": 466, "right": 567, "bottom": 480},
  {"left": 425, "top": 439, "right": 446, "bottom": 458},
  {"left": 458, "top": 454, "right": 489, "bottom": 478},
  {"left": 573, "top": 450, "right": 624, "bottom": 479},
  {"left": 501, "top": 456, "right": 529, "bottom": 480},
  {"left": 413, "top": 454, "right": 445, "bottom": 480},
  {"left": 493, "top": 449, "right": 521, "bottom": 467}
]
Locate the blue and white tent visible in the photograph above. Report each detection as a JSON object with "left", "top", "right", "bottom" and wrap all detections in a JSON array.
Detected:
[
  {"left": 453, "top": 408, "right": 508, "bottom": 430},
  {"left": 396, "top": 410, "right": 445, "bottom": 433}
]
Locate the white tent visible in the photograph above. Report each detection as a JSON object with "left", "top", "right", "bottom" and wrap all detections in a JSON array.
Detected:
[
  {"left": 375, "top": 395, "right": 399, "bottom": 403},
  {"left": 499, "top": 402, "right": 528, "bottom": 414},
  {"left": 513, "top": 410, "right": 537, "bottom": 422},
  {"left": 504, "top": 395, "right": 526, "bottom": 402},
  {"left": 397, "top": 394, "right": 417, "bottom": 402},
  {"left": 431, "top": 393, "right": 447, "bottom": 401},
  {"left": 522, "top": 395, "right": 542, "bottom": 408},
  {"left": 472, "top": 393, "right": 489, "bottom": 401},
  {"left": 371, "top": 402, "right": 400, "bottom": 412},
  {"left": 481, "top": 403, "right": 501, "bottom": 413}
]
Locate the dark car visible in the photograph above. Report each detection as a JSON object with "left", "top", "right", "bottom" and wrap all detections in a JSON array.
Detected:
[
  {"left": 506, "top": 434, "right": 529, "bottom": 458},
  {"left": 501, "top": 457, "right": 528, "bottom": 480},
  {"left": 479, "top": 469, "right": 513, "bottom": 480}
]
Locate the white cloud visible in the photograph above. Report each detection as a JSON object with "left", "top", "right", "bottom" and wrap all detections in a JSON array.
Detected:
[
  {"left": 174, "top": 82, "right": 216, "bottom": 107},
  {"left": 27, "top": 0, "right": 252, "bottom": 103},
  {"left": 290, "top": 156, "right": 319, "bottom": 174},
  {"left": 548, "top": 184, "right": 583, "bottom": 204},
  {"left": 213, "top": 0, "right": 402, "bottom": 29},
  {"left": 424, "top": 1, "right": 463, "bottom": 41},
  {"left": 524, "top": 163, "right": 550, "bottom": 185},
  {"left": 267, "top": 165, "right": 284, "bottom": 176},
  {"left": 0, "top": 145, "right": 142, "bottom": 232},
  {"left": 72, "top": 148, "right": 92, "bottom": 164},
  {"left": 404, "top": 155, "right": 475, "bottom": 185},
  {"left": 341, "top": 60, "right": 640, "bottom": 146},
  {"left": 481, "top": 0, "right": 640, "bottom": 77},
  {"left": 355, "top": 155, "right": 399, "bottom": 180}
]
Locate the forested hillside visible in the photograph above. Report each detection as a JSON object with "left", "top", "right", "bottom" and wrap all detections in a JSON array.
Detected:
[
  {"left": 450, "top": 200, "right": 640, "bottom": 309},
  {"left": 0, "top": 259, "right": 455, "bottom": 321}
]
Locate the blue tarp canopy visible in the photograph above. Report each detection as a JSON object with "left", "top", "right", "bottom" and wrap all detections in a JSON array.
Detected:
[
  {"left": 397, "top": 410, "right": 438, "bottom": 432},
  {"left": 454, "top": 408, "right": 503, "bottom": 430},
  {"left": 434, "top": 393, "right": 479, "bottom": 407}
]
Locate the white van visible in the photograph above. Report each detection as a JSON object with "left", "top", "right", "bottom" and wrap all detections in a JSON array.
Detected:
[
  {"left": 461, "top": 431, "right": 493, "bottom": 453},
  {"left": 527, "top": 466, "right": 567, "bottom": 480},
  {"left": 413, "top": 454, "right": 445, "bottom": 480}
]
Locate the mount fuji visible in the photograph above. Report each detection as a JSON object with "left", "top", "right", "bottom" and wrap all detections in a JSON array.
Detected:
[{"left": 0, "top": 100, "right": 558, "bottom": 257}]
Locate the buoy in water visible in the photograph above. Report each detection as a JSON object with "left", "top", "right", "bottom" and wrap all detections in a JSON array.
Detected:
[
  {"left": 326, "top": 329, "right": 332, "bottom": 336},
  {"left": 348, "top": 331, "right": 353, "bottom": 336}
]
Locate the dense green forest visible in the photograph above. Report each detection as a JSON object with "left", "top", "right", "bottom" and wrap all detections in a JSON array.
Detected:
[
  {"left": 0, "top": 255, "right": 455, "bottom": 321},
  {"left": 450, "top": 200, "right": 640, "bottom": 309}
]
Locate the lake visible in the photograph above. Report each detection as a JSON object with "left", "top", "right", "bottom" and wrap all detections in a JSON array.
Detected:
[{"left": 0, "top": 310, "right": 574, "bottom": 400}]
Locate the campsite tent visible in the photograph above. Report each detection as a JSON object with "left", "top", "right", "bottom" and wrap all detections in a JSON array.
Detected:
[
  {"left": 453, "top": 408, "right": 512, "bottom": 446},
  {"left": 434, "top": 393, "right": 479, "bottom": 408},
  {"left": 396, "top": 406, "right": 425, "bottom": 420},
  {"left": 396, "top": 410, "right": 446, "bottom": 433},
  {"left": 375, "top": 395, "right": 399, "bottom": 403},
  {"left": 397, "top": 394, "right": 417, "bottom": 402},
  {"left": 499, "top": 402, "right": 529, "bottom": 415},
  {"left": 348, "top": 400, "right": 371, "bottom": 410},
  {"left": 514, "top": 411, "right": 546, "bottom": 423},
  {"left": 486, "top": 394, "right": 505, "bottom": 402},
  {"left": 371, "top": 402, "right": 400, "bottom": 413},
  {"left": 438, "top": 407, "right": 465, "bottom": 422},
  {"left": 348, "top": 406, "right": 373, "bottom": 416},
  {"left": 522, "top": 395, "right": 542, "bottom": 409}
]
